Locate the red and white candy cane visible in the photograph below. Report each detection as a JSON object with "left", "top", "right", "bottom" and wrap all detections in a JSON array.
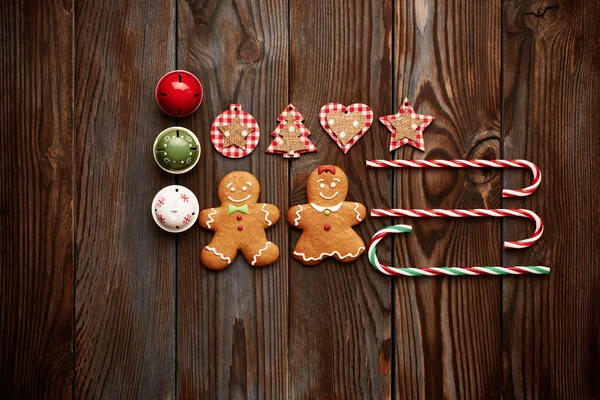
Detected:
[
  {"left": 366, "top": 159, "right": 541, "bottom": 198},
  {"left": 370, "top": 208, "right": 543, "bottom": 249},
  {"left": 368, "top": 224, "right": 549, "bottom": 277}
]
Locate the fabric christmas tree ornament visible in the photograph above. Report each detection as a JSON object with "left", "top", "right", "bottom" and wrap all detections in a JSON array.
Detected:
[{"left": 266, "top": 104, "right": 317, "bottom": 158}]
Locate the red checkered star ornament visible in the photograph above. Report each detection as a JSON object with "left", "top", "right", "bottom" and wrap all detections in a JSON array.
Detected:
[{"left": 379, "top": 98, "right": 435, "bottom": 152}]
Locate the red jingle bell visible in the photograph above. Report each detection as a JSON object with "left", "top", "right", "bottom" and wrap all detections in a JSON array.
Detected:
[{"left": 155, "top": 70, "right": 203, "bottom": 117}]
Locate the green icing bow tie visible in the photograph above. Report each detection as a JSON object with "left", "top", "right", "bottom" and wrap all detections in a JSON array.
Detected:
[{"left": 228, "top": 204, "right": 249, "bottom": 215}]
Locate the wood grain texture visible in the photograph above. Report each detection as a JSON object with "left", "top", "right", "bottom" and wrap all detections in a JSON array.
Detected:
[
  {"left": 0, "top": 0, "right": 74, "bottom": 398},
  {"left": 2, "top": 0, "right": 600, "bottom": 397},
  {"left": 393, "top": 0, "right": 503, "bottom": 398},
  {"left": 502, "top": 0, "right": 600, "bottom": 398},
  {"left": 177, "top": 0, "right": 289, "bottom": 398},
  {"left": 288, "top": 0, "right": 393, "bottom": 398},
  {"left": 75, "top": 1, "right": 176, "bottom": 398}
]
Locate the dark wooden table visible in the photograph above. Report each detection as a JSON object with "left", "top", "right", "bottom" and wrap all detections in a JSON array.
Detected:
[{"left": 1, "top": 0, "right": 598, "bottom": 398}]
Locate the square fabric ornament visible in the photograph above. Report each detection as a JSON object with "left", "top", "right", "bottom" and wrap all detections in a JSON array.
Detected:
[
  {"left": 266, "top": 104, "right": 317, "bottom": 158},
  {"left": 319, "top": 103, "right": 373, "bottom": 153},
  {"left": 379, "top": 98, "right": 434, "bottom": 152}
]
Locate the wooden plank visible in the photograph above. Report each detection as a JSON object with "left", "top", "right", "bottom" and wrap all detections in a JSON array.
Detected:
[
  {"left": 288, "top": 1, "right": 393, "bottom": 398},
  {"left": 75, "top": 1, "right": 176, "bottom": 398},
  {"left": 393, "top": 0, "right": 503, "bottom": 398},
  {"left": 176, "top": 1, "right": 289, "bottom": 398},
  {"left": 502, "top": 1, "right": 599, "bottom": 398},
  {"left": 0, "top": 0, "right": 74, "bottom": 397}
]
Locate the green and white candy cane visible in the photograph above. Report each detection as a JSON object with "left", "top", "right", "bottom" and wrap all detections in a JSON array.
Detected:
[{"left": 368, "top": 225, "right": 550, "bottom": 277}]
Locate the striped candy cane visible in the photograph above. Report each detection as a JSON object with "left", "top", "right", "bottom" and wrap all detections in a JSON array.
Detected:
[
  {"left": 366, "top": 159, "right": 541, "bottom": 198},
  {"left": 368, "top": 225, "right": 550, "bottom": 277},
  {"left": 370, "top": 208, "right": 543, "bottom": 249}
]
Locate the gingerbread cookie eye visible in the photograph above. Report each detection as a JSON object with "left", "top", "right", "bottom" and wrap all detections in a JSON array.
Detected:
[
  {"left": 330, "top": 182, "right": 336, "bottom": 188},
  {"left": 319, "top": 183, "right": 325, "bottom": 189},
  {"left": 230, "top": 186, "right": 235, "bottom": 192},
  {"left": 242, "top": 186, "right": 248, "bottom": 191}
]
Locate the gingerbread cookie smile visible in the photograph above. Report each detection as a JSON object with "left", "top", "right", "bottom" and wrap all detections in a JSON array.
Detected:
[
  {"left": 317, "top": 177, "right": 341, "bottom": 199},
  {"left": 199, "top": 172, "right": 280, "bottom": 270}
]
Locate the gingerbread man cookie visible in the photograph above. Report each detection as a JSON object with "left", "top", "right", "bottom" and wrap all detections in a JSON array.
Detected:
[
  {"left": 287, "top": 165, "right": 367, "bottom": 265},
  {"left": 199, "top": 172, "right": 280, "bottom": 270}
]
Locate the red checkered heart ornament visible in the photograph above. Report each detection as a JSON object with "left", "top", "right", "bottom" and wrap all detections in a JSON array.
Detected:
[
  {"left": 319, "top": 103, "right": 373, "bottom": 153},
  {"left": 210, "top": 104, "right": 260, "bottom": 158}
]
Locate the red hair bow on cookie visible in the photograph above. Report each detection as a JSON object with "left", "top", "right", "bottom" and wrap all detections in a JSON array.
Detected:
[{"left": 318, "top": 165, "right": 336, "bottom": 175}]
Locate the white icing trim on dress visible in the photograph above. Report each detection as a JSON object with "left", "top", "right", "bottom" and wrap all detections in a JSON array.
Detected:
[
  {"left": 206, "top": 208, "right": 217, "bottom": 229},
  {"left": 319, "top": 191, "right": 339, "bottom": 200},
  {"left": 293, "top": 247, "right": 365, "bottom": 262},
  {"left": 252, "top": 241, "right": 271, "bottom": 265},
  {"left": 261, "top": 204, "right": 272, "bottom": 226},
  {"left": 206, "top": 246, "right": 232, "bottom": 264},
  {"left": 228, "top": 194, "right": 251, "bottom": 203},
  {"left": 310, "top": 202, "right": 343, "bottom": 213},
  {"left": 294, "top": 205, "right": 304, "bottom": 226},
  {"left": 353, "top": 203, "right": 362, "bottom": 221}
]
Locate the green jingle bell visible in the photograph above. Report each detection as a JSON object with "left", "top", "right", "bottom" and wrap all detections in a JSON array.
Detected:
[{"left": 153, "top": 126, "right": 201, "bottom": 174}]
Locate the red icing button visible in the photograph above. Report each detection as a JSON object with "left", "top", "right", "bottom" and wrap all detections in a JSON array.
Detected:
[
  {"left": 155, "top": 70, "right": 203, "bottom": 117},
  {"left": 237, "top": 225, "right": 243, "bottom": 231},
  {"left": 236, "top": 215, "right": 242, "bottom": 220},
  {"left": 324, "top": 224, "right": 331, "bottom": 231}
]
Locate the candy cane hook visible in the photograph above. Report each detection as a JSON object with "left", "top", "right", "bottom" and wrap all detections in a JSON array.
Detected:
[
  {"left": 370, "top": 208, "right": 543, "bottom": 249},
  {"left": 368, "top": 225, "right": 550, "bottom": 277},
  {"left": 366, "top": 159, "right": 541, "bottom": 198}
]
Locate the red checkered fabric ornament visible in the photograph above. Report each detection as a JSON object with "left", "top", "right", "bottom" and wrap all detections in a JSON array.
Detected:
[
  {"left": 266, "top": 104, "right": 317, "bottom": 159},
  {"left": 379, "top": 98, "right": 435, "bottom": 152},
  {"left": 210, "top": 104, "right": 260, "bottom": 158},
  {"left": 319, "top": 103, "right": 373, "bottom": 153}
]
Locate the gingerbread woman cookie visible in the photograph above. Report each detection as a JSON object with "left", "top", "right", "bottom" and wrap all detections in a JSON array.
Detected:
[
  {"left": 199, "top": 172, "right": 280, "bottom": 270},
  {"left": 287, "top": 165, "right": 367, "bottom": 265}
]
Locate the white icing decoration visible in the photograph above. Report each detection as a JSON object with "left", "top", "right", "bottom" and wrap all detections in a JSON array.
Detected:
[
  {"left": 252, "top": 242, "right": 271, "bottom": 266},
  {"left": 319, "top": 191, "right": 339, "bottom": 200},
  {"left": 293, "top": 247, "right": 365, "bottom": 262},
  {"left": 310, "top": 202, "right": 343, "bottom": 213},
  {"left": 206, "top": 208, "right": 217, "bottom": 229},
  {"left": 353, "top": 202, "right": 362, "bottom": 221},
  {"left": 228, "top": 194, "right": 251, "bottom": 203},
  {"left": 261, "top": 204, "right": 272, "bottom": 226},
  {"left": 206, "top": 246, "right": 232, "bottom": 264},
  {"left": 294, "top": 205, "right": 304, "bottom": 226}
]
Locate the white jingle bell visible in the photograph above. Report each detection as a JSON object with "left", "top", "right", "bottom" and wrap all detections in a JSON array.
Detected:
[{"left": 152, "top": 185, "right": 199, "bottom": 233}]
